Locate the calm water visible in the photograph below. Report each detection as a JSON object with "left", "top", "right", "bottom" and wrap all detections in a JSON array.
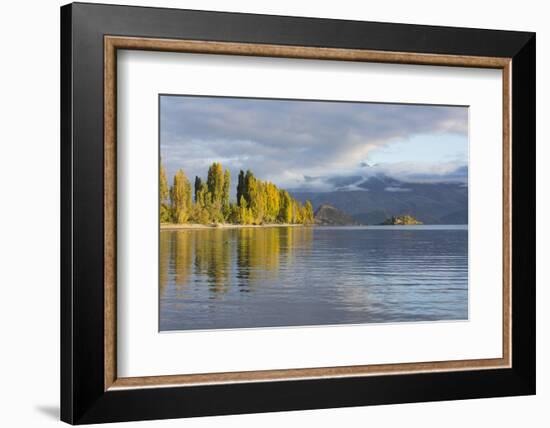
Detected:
[{"left": 159, "top": 225, "right": 468, "bottom": 331}]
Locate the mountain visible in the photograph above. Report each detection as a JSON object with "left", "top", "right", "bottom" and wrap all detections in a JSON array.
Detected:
[
  {"left": 314, "top": 204, "right": 358, "bottom": 226},
  {"left": 291, "top": 175, "right": 468, "bottom": 225}
]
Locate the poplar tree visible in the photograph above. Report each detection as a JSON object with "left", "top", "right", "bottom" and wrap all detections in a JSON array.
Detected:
[
  {"left": 205, "top": 162, "right": 225, "bottom": 222},
  {"left": 236, "top": 170, "right": 245, "bottom": 206},
  {"left": 238, "top": 196, "right": 253, "bottom": 225},
  {"left": 222, "top": 169, "right": 231, "bottom": 218},
  {"left": 192, "top": 182, "right": 211, "bottom": 224},
  {"left": 243, "top": 170, "right": 254, "bottom": 205},
  {"left": 159, "top": 162, "right": 171, "bottom": 223},
  {"left": 207, "top": 162, "right": 224, "bottom": 203},
  {"left": 265, "top": 182, "right": 280, "bottom": 223},
  {"left": 290, "top": 200, "right": 299, "bottom": 224},
  {"left": 248, "top": 175, "right": 267, "bottom": 224},
  {"left": 278, "top": 190, "right": 292, "bottom": 223},
  {"left": 170, "top": 169, "right": 192, "bottom": 223},
  {"left": 303, "top": 200, "right": 314, "bottom": 224},
  {"left": 194, "top": 176, "right": 203, "bottom": 203}
]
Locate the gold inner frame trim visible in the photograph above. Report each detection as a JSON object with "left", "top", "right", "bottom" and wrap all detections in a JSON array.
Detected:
[{"left": 104, "top": 35, "right": 512, "bottom": 391}]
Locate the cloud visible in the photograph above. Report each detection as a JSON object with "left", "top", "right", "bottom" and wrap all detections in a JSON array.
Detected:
[
  {"left": 363, "top": 161, "right": 468, "bottom": 184},
  {"left": 160, "top": 96, "right": 468, "bottom": 191},
  {"left": 285, "top": 161, "right": 467, "bottom": 192}
]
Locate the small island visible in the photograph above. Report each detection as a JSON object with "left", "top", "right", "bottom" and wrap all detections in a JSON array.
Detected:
[{"left": 381, "top": 215, "right": 423, "bottom": 225}]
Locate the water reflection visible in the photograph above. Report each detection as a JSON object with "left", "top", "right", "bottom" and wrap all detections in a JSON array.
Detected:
[
  {"left": 160, "top": 227, "right": 314, "bottom": 297},
  {"left": 159, "top": 231, "right": 171, "bottom": 297},
  {"left": 160, "top": 226, "right": 468, "bottom": 331}
]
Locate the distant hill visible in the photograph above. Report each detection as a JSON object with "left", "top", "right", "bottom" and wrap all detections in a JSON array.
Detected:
[
  {"left": 291, "top": 175, "right": 468, "bottom": 225},
  {"left": 314, "top": 204, "right": 358, "bottom": 226}
]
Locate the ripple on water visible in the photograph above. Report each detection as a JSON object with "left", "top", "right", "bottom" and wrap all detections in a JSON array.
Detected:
[{"left": 159, "top": 226, "right": 468, "bottom": 331}]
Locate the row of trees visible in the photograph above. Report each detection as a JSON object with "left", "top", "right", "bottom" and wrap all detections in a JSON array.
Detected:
[{"left": 160, "top": 161, "right": 315, "bottom": 225}]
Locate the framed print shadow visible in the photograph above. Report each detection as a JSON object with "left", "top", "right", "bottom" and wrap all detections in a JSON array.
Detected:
[{"left": 60, "top": 2, "right": 535, "bottom": 425}]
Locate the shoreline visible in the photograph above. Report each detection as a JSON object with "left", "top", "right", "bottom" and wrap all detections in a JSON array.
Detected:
[
  {"left": 160, "top": 223, "right": 468, "bottom": 231},
  {"left": 160, "top": 223, "right": 307, "bottom": 231}
]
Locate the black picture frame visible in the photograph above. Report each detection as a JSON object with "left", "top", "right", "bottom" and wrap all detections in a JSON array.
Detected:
[{"left": 61, "top": 2, "right": 535, "bottom": 424}]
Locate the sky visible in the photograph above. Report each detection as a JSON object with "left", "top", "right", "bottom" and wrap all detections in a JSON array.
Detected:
[{"left": 160, "top": 95, "right": 468, "bottom": 195}]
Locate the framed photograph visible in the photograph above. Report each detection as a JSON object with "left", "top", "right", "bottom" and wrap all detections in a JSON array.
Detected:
[{"left": 61, "top": 2, "right": 535, "bottom": 424}]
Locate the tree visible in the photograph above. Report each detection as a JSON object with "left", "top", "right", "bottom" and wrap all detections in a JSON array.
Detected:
[
  {"left": 170, "top": 169, "right": 192, "bottom": 223},
  {"left": 303, "top": 200, "right": 314, "bottom": 224},
  {"left": 237, "top": 196, "right": 253, "bottom": 225},
  {"left": 191, "top": 181, "right": 211, "bottom": 224},
  {"left": 291, "top": 200, "right": 302, "bottom": 224},
  {"left": 243, "top": 170, "right": 254, "bottom": 205},
  {"left": 207, "top": 162, "right": 224, "bottom": 203},
  {"left": 264, "top": 182, "right": 280, "bottom": 223},
  {"left": 206, "top": 162, "right": 226, "bottom": 222},
  {"left": 227, "top": 203, "right": 240, "bottom": 224},
  {"left": 222, "top": 169, "right": 231, "bottom": 218},
  {"left": 194, "top": 176, "right": 203, "bottom": 203},
  {"left": 159, "top": 162, "right": 171, "bottom": 222},
  {"left": 248, "top": 176, "right": 267, "bottom": 224},
  {"left": 236, "top": 170, "right": 245, "bottom": 206},
  {"left": 278, "top": 190, "right": 292, "bottom": 223}
]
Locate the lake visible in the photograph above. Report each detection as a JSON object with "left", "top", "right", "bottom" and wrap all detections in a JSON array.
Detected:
[{"left": 159, "top": 225, "right": 468, "bottom": 331}]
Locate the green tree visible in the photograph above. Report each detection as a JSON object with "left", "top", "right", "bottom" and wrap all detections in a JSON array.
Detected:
[
  {"left": 248, "top": 176, "right": 267, "bottom": 224},
  {"left": 237, "top": 170, "right": 245, "bottom": 206},
  {"left": 243, "top": 170, "right": 254, "bottom": 205},
  {"left": 191, "top": 182, "right": 211, "bottom": 224},
  {"left": 278, "top": 190, "right": 292, "bottom": 223},
  {"left": 159, "top": 162, "right": 171, "bottom": 222},
  {"left": 170, "top": 169, "right": 192, "bottom": 223},
  {"left": 291, "top": 200, "right": 302, "bottom": 224},
  {"left": 227, "top": 203, "right": 240, "bottom": 224},
  {"left": 206, "top": 162, "right": 225, "bottom": 222},
  {"left": 264, "top": 182, "right": 280, "bottom": 223},
  {"left": 238, "top": 196, "right": 253, "bottom": 225},
  {"left": 194, "top": 176, "right": 203, "bottom": 203},
  {"left": 207, "top": 162, "right": 224, "bottom": 203},
  {"left": 303, "top": 200, "right": 314, "bottom": 224},
  {"left": 222, "top": 169, "right": 231, "bottom": 219}
]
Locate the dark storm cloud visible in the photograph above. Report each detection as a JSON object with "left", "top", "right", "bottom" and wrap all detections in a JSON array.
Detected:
[{"left": 160, "top": 95, "right": 468, "bottom": 191}]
